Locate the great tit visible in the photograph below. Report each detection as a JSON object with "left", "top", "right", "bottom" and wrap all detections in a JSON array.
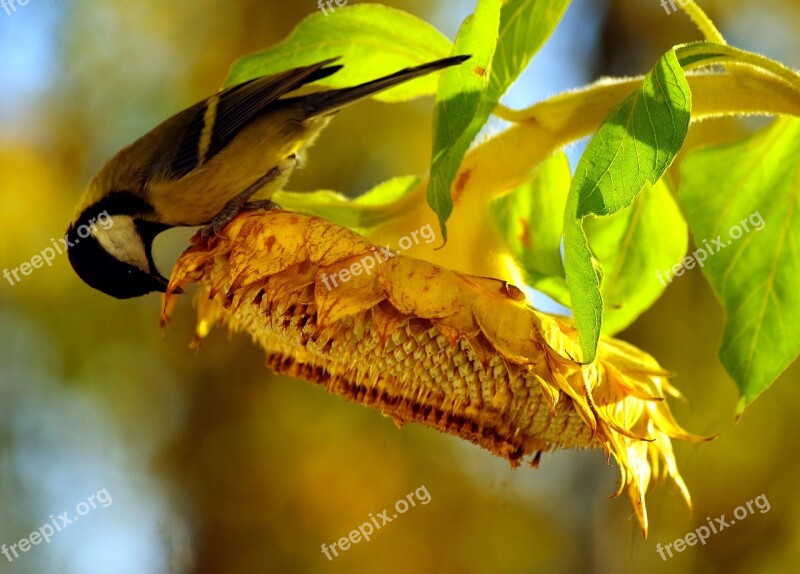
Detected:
[{"left": 67, "top": 55, "right": 469, "bottom": 299}]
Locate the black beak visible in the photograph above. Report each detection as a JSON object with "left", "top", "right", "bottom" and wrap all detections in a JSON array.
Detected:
[{"left": 151, "top": 269, "right": 183, "bottom": 294}]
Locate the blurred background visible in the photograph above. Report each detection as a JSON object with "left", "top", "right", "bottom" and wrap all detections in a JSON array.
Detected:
[{"left": 1, "top": 0, "right": 799, "bottom": 572}]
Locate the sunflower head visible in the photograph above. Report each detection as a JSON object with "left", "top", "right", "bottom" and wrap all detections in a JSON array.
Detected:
[{"left": 162, "top": 211, "right": 709, "bottom": 537}]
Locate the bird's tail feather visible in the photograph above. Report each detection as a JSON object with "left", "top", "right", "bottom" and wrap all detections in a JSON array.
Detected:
[{"left": 294, "top": 55, "right": 470, "bottom": 116}]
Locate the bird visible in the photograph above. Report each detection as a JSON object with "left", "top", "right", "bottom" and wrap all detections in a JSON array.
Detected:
[{"left": 66, "top": 54, "right": 470, "bottom": 299}]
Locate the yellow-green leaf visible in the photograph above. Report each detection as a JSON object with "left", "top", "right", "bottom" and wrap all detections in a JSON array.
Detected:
[
  {"left": 563, "top": 49, "right": 691, "bottom": 362},
  {"left": 224, "top": 4, "right": 452, "bottom": 102},
  {"left": 679, "top": 118, "right": 800, "bottom": 410}
]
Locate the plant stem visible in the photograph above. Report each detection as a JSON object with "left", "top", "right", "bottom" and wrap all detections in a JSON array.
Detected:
[{"left": 679, "top": 1, "right": 726, "bottom": 45}]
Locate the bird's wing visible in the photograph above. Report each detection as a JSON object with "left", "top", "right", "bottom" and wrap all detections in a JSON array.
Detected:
[{"left": 163, "top": 58, "right": 342, "bottom": 180}]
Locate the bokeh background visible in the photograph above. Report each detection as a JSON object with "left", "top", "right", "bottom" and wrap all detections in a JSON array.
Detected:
[{"left": 2, "top": 0, "right": 799, "bottom": 572}]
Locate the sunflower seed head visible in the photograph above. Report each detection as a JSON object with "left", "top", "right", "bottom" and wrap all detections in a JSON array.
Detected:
[{"left": 162, "top": 211, "right": 709, "bottom": 537}]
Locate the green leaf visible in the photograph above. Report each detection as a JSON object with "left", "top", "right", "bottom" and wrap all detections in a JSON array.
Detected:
[
  {"left": 427, "top": 0, "right": 501, "bottom": 242},
  {"left": 490, "top": 152, "right": 572, "bottom": 303},
  {"left": 563, "top": 49, "right": 691, "bottom": 362},
  {"left": 679, "top": 118, "right": 800, "bottom": 410},
  {"left": 492, "top": 154, "right": 688, "bottom": 334},
  {"left": 353, "top": 176, "right": 422, "bottom": 207},
  {"left": 585, "top": 180, "right": 688, "bottom": 334},
  {"left": 428, "top": 0, "right": 571, "bottom": 241},
  {"left": 485, "top": 0, "right": 571, "bottom": 106},
  {"left": 224, "top": 4, "right": 452, "bottom": 102},
  {"left": 272, "top": 176, "right": 420, "bottom": 232},
  {"left": 674, "top": 42, "right": 800, "bottom": 90}
]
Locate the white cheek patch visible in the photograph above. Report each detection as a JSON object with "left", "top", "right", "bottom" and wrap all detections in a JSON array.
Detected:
[{"left": 91, "top": 216, "right": 150, "bottom": 272}]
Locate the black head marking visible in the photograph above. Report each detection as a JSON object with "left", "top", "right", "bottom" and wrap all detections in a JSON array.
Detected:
[
  {"left": 66, "top": 229, "right": 169, "bottom": 299},
  {"left": 67, "top": 194, "right": 171, "bottom": 299}
]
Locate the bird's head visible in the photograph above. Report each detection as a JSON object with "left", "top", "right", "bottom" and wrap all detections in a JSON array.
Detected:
[{"left": 67, "top": 199, "right": 171, "bottom": 299}]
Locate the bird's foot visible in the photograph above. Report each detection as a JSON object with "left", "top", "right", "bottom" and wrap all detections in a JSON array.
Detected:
[
  {"left": 241, "top": 199, "right": 280, "bottom": 212},
  {"left": 199, "top": 166, "right": 283, "bottom": 243}
]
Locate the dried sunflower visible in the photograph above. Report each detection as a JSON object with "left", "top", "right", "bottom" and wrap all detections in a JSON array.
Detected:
[{"left": 161, "top": 210, "right": 707, "bottom": 537}]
